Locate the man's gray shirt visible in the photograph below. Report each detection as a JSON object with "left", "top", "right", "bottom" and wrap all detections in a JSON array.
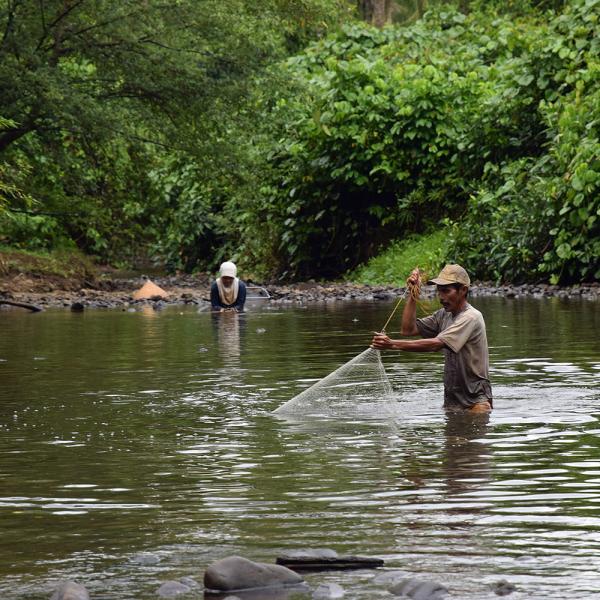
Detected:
[{"left": 417, "top": 303, "right": 492, "bottom": 409}]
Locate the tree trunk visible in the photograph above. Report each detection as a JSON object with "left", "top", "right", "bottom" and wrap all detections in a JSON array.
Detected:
[
  {"left": 0, "top": 125, "right": 35, "bottom": 153},
  {"left": 358, "top": 0, "right": 393, "bottom": 28},
  {"left": 0, "top": 300, "right": 43, "bottom": 312}
]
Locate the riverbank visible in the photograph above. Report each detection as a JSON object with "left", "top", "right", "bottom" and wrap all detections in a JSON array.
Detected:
[{"left": 1, "top": 270, "right": 599, "bottom": 311}]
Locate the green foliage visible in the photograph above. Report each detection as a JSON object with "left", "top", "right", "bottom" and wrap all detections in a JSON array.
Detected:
[
  {"left": 0, "top": 116, "right": 34, "bottom": 212},
  {"left": 1, "top": 0, "right": 598, "bottom": 285},
  {"left": 234, "top": 0, "right": 599, "bottom": 283},
  {"left": 0, "top": 0, "right": 351, "bottom": 266},
  {"left": 242, "top": 7, "right": 556, "bottom": 277},
  {"left": 350, "top": 230, "right": 448, "bottom": 285},
  {"left": 146, "top": 156, "right": 228, "bottom": 272},
  {"left": 0, "top": 212, "right": 75, "bottom": 252},
  {"left": 0, "top": 0, "right": 349, "bottom": 152},
  {"left": 448, "top": 1, "right": 600, "bottom": 284},
  {"left": 1, "top": 128, "right": 162, "bottom": 262},
  {"left": 450, "top": 82, "right": 600, "bottom": 283}
]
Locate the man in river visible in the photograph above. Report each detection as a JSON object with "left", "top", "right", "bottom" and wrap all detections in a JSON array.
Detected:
[
  {"left": 211, "top": 261, "right": 247, "bottom": 312},
  {"left": 371, "top": 264, "right": 493, "bottom": 413}
]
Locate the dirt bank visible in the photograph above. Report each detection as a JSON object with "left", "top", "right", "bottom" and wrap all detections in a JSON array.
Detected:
[{"left": 1, "top": 268, "right": 599, "bottom": 312}]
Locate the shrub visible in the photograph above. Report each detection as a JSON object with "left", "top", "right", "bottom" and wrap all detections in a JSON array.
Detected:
[{"left": 350, "top": 230, "right": 449, "bottom": 286}]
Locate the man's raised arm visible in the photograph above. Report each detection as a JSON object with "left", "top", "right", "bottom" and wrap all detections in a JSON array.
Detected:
[{"left": 401, "top": 268, "right": 421, "bottom": 337}]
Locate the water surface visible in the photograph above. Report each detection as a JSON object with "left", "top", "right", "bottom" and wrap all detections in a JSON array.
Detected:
[{"left": 0, "top": 297, "right": 599, "bottom": 598}]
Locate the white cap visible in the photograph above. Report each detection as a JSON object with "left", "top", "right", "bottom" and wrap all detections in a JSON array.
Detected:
[{"left": 219, "top": 261, "right": 237, "bottom": 278}]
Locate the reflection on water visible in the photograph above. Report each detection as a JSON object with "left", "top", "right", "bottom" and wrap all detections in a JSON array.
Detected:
[
  {"left": 442, "top": 412, "right": 491, "bottom": 498},
  {"left": 0, "top": 297, "right": 599, "bottom": 599},
  {"left": 212, "top": 311, "right": 242, "bottom": 364}
]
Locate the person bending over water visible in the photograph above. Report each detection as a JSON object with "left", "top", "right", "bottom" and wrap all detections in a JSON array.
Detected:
[
  {"left": 211, "top": 261, "right": 247, "bottom": 312},
  {"left": 371, "top": 264, "right": 492, "bottom": 413}
]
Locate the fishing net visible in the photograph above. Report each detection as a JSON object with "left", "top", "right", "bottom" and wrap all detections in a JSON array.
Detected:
[
  {"left": 273, "top": 270, "right": 426, "bottom": 418},
  {"left": 273, "top": 347, "right": 396, "bottom": 417}
]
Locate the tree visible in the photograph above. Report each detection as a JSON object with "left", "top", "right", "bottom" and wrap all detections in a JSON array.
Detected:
[
  {"left": 0, "top": 0, "right": 352, "bottom": 263},
  {"left": 357, "top": 1, "right": 430, "bottom": 27}
]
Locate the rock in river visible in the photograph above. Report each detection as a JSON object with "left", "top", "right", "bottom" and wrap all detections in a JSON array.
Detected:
[
  {"left": 389, "top": 577, "right": 448, "bottom": 599},
  {"left": 50, "top": 581, "right": 89, "bottom": 600},
  {"left": 156, "top": 581, "right": 192, "bottom": 597},
  {"left": 312, "top": 582, "right": 345, "bottom": 598},
  {"left": 204, "top": 556, "right": 303, "bottom": 592}
]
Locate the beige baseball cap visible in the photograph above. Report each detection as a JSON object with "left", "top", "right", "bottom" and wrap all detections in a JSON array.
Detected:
[{"left": 427, "top": 264, "right": 470, "bottom": 287}]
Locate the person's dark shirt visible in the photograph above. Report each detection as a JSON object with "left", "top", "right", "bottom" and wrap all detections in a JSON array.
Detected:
[{"left": 210, "top": 280, "right": 246, "bottom": 311}]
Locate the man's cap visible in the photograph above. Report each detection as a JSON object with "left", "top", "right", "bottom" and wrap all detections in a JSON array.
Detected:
[
  {"left": 427, "top": 264, "right": 470, "bottom": 288},
  {"left": 219, "top": 261, "right": 237, "bottom": 278}
]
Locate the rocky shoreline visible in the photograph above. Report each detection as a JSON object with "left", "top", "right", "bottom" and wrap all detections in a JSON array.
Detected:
[
  {"left": 1, "top": 273, "right": 599, "bottom": 311},
  {"left": 48, "top": 550, "right": 517, "bottom": 599}
]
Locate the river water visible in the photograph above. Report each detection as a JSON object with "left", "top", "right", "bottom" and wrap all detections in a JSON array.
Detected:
[{"left": 0, "top": 297, "right": 599, "bottom": 599}]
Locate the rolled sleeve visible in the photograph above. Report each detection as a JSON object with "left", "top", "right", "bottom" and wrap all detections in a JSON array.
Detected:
[{"left": 416, "top": 313, "right": 440, "bottom": 339}]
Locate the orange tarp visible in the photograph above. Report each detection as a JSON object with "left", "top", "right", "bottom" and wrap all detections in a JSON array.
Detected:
[{"left": 132, "top": 280, "right": 169, "bottom": 300}]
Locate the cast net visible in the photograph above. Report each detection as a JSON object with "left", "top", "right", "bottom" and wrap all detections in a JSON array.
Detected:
[
  {"left": 273, "top": 270, "right": 425, "bottom": 418},
  {"left": 273, "top": 347, "right": 395, "bottom": 418}
]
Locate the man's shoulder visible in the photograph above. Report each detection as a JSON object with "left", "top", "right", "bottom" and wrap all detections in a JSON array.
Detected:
[
  {"left": 465, "top": 304, "right": 484, "bottom": 318},
  {"left": 461, "top": 304, "right": 486, "bottom": 326}
]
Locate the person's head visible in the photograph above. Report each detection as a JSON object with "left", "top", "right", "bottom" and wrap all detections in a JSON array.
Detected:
[
  {"left": 427, "top": 264, "right": 470, "bottom": 314},
  {"left": 219, "top": 261, "right": 237, "bottom": 288}
]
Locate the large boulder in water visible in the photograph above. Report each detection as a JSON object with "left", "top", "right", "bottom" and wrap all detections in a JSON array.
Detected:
[
  {"left": 50, "top": 581, "right": 89, "bottom": 600},
  {"left": 204, "top": 556, "right": 303, "bottom": 592},
  {"left": 132, "top": 279, "right": 168, "bottom": 300}
]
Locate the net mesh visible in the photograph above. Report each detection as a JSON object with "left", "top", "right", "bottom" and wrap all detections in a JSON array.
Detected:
[{"left": 273, "top": 347, "right": 395, "bottom": 417}]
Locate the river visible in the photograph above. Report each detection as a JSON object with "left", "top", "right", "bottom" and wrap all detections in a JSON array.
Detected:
[{"left": 1, "top": 297, "right": 599, "bottom": 599}]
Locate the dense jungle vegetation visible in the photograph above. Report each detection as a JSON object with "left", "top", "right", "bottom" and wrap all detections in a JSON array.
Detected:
[{"left": 1, "top": 0, "right": 598, "bottom": 284}]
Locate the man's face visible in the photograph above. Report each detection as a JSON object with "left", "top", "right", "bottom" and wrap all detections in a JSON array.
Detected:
[
  {"left": 437, "top": 284, "right": 467, "bottom": 314},
  {"left": 221, "top": 276, "right": 234, "bottom": 288}
]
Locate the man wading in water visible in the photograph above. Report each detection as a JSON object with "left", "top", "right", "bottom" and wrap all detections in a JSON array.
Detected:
[{"left": 371, "top": 264, "right": 493, "bottom": 413}]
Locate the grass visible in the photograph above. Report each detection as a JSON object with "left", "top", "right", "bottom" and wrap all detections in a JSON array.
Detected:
[
  {"left": 349, "top": 230, "right": 449, "bottom": 286},
  {"left": 0, "top": 246, "right": 96, "bottom": 280}
]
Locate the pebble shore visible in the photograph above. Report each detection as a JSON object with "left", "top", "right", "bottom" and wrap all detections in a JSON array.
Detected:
[{"left": 1, "top": 274, "right": 599, "bottom": 310}]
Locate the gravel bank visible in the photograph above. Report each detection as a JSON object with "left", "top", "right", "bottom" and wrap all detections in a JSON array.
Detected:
[{"left": 1, "top": 274, "right": 599, "bottom": 311}]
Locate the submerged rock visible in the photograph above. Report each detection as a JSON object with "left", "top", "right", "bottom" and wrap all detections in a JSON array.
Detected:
[
  {"left": 179, "top": 577, "right": 199, "bottom": 588},
  {"left": 156, "top": 581, "right": 192, "bottom": 597},
  {"left": 50, "top": 581, "right": 89, "bottom": 600},
  {"left": 130, "top": 552, "right": 161, "bottom": 565},
  {"left": 312, "top": 582, "right": 345, "bottom": 598},
  {"left": 373, "top": 570, "right": 412, "bottom": 585},
  {"left": 493, "top": 579, "right": 517, "bottom": 596},
  {"left": 204, "top": 555, "right": 303, "bottom": 592},
  {"left": 389, "top": 577, "right": 448, "bottom": 599}
]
